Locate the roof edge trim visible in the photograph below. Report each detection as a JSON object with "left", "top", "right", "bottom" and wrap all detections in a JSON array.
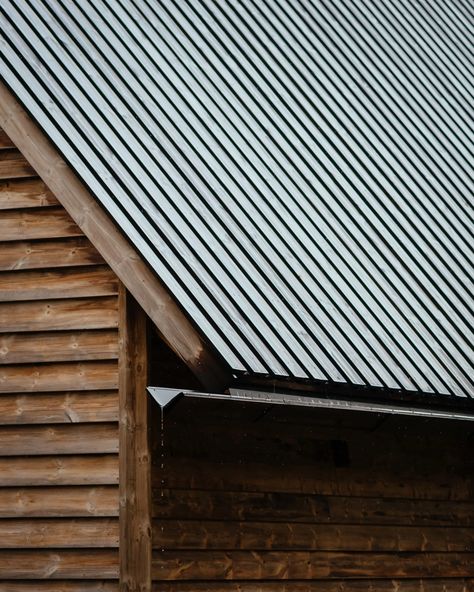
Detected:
[
  {"left": 0, "top": 81, "right": 230, "bottom": 391},
  {"left": 147, "top": 387, "right": 474, "bottom": 422}
]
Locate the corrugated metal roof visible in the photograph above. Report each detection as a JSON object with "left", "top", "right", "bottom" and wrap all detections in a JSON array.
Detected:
[{"left": 1, "top": 0, "right": 473, "bottom": 397}]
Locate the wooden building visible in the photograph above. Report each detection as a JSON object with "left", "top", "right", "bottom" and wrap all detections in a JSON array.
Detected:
[{"left": 0, "top": 0, "right": 473, "bottom": 590}]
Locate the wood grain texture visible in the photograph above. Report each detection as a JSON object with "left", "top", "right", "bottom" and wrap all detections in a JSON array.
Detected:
[
  {"left": 0, "top": 423, "right": 118, "bottom": 455},
  {"left": 152, "top": 550, "right": 474, "bottom": 579},
  {"left": 0, "top": 391, "right": 119, "bottom": 424},
  {"left": 0, "top": 518, "right": 119, "bottom": 548},
  {"left": 0, "top": 178, "right": 59, "bottom": 209},
  {"left": 0, "top": 207, "right": 82, "bottom": 241},
  {"left": 0, "top": 549, "right": 119, "bottom": 578},
  {"left": 152, "top": 520, "right": 474, "bottom": 552},
  {"left": 0, "top": 330, "right": 119, "bottom": 364},
  {"left": 119, "top": 286, "right": 151, "bottom": 591},
  {"left": 153, "top": 489, "right": 474, "bottom": 526},
  {"left": 0, "top": 83, "right": 230, "bottom": 389},
  {"left": 0, "top": 297, "right": 118, "bottom": 333},
  {"left": 0, "top": 266, "right": 118, "bottom": 301},
  {"left": 0, "top": 487, "right": 119, "bottom": 517},
  {"left": 153, "top": 581, "right": 474, "bottom": 592},
  {"left": 0, "top": 583, "right": 118, "bottom": 592},
  {"left": 0, "top": 455, "right": 119, "bottom": 486},
  {"left": 0, "top": 149, "right": 35, "bottom": 179},
  {"left": 0, "top": 128, "right": 14, "bottom": 149},
  {"left": 158, "top": 458, "right": 472, "bottom": 501},
  {"left": 0, "top": 361, "right": 118, "bottom": 392},
  {"left": 0, "top": 237, "right": 104, "bottom": 270}
]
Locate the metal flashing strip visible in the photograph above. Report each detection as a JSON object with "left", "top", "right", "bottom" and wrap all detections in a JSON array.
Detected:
[{"left": 147, "top": 387, "right": 474, "bottom": 421}]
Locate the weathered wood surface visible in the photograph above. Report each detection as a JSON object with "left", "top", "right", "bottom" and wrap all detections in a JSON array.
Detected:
[
  {"left": 0, "top": 129, "right": 13, "bottom": 149},
  {"left": 0, "top": 455, "right": 119, "bottom": 486},
  {"left": 0, "top": 178, "right": 59, "bottom": 210},
  {"left": 152, "top": 407, "right": 474, "bottom": 586},
  {"left": 152, "top": 520, "right": 474, "bottom": 552},
  {"left": 0, "top": 330, "right": 118, "bottom": 364},
  {"left": 0, "top": 361, "right": 118, "bottom": 392},
  {"left": 0, "top": 149, "right": 35, "bottom": 179},
  {"left": 0, "top": 487, "right": 119, "bottom": 517},
  {"left": 0, "top": 237, "right": 104, "bottom": 270},
  {"left": 0, "top": 550, "right": 119, "bottom": 578},
  {"left": 0, "top": 207, "right": 82, "bottom": 241},
  {"left": 153, "top": 581, "right": 474, "bottom": 592},
  {"left": 0, "top": 519, "right": 119, "bottom": 548},
  {"left": 153, "top": 489, "right": 474, "bottom": 526},
  {"left": 0, "top": 266, "right": 118, "bottom": 301},
  {"left": 157, "top": 458, "right": 472, "bottom": 500},
  {"left": 152, "top": 550, "right": 474, "bottom": 579},
  {"left": 119, "top": 287, "right": 151, "bottom": 591},
  {"left": 0, "top": 391, "right": 119, "bottom": 424},
  {"left": 0, "top": 297, "right": 118, "bottom": 333},
  {"left": 0, "top": 583, "right": 118, "bottom": 592},
  {"left": 0, "top": 139, "right": 120, "bottom": 587},
  {"left": 0, "top": 423, "right": 119, "bottom": 455}
]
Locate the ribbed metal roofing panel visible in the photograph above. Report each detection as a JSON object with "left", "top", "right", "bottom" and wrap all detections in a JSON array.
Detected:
[{"left": 1, "top": 0, "right": 473, "bottom": 397}]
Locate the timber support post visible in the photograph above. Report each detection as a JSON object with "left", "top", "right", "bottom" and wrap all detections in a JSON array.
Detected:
[{"left": 119, "top": 284, "right": 151, "bottom": 591}]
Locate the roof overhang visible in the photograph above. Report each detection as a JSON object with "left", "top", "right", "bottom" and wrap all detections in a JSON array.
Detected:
[{"left": 148, "top": 386, "right": 474, "bottom": 422}]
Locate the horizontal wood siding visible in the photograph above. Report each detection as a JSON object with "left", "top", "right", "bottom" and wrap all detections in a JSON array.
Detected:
[
  {"left": 151, "top": 400, "right": 474, "bottom": 589},
  {"left": 0, "top": 131, "right": 119, "bottom": 588}
]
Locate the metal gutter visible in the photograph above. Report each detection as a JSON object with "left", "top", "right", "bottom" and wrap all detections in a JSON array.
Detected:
[{"left": 147, "top": 386, "right": 474, "bottom": 421}]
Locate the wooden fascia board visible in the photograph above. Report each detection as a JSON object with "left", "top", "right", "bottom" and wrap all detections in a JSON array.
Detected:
[{"left": 0, "top": 82, "right": 230, "bottom": 391}]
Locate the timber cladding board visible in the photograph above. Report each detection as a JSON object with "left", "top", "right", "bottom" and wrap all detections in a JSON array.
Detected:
[
  {"left": 0, "top": 297, "right": 119, "bottom": 333},
  {"left": 152, "top": 412, "right": 474, "bottom": 584},
  {"left": 0, "top": 207, "right": 82, "bottom": 241},
  {"left": 0, "top": 390, "right": 119, "bottom": 424},
  {"left": 0, "top": 178, "right": 59, "bottom": 210},
  {"left": 0, "top": 133, "right": 120, "bottom": 586},
  {"left": 0, "top": 237, "right": 105, "bottom": 270}
]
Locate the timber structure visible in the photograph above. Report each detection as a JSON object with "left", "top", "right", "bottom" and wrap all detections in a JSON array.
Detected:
[{"left": 0, "top": 0, "right": 473, "bottom": 590}]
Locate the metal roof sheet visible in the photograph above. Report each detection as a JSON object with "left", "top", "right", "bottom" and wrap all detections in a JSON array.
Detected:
[{"left": 1, "top": 0, "right": 473, "bottom": 397}]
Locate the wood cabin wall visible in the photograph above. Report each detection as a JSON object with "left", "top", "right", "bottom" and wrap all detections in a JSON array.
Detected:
[
  {"left": 151, "top": 390, "right": 474, "bottom": 590},
  {"left": 0, "top": 130, "right": 119, "bottom": 589}
]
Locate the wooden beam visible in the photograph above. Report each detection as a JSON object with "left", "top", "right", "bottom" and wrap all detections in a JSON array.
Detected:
[
  {"left": 119, "top": 285, "right": 151, "bottom": 592},
  {"left": 0, "top": 83, "right": 230, "bottom": 390}
]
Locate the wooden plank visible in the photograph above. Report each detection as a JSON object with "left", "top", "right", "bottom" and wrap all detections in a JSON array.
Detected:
[
  {"left": 0, "top": 361, "right": 118, "bottom": 392},
  {"left": 0, "top": 423, "right": 118, "bottom": 455},
  {"left": 0, "top": 178, "right": 59, "bottom": 209},
  {"left": 0, "top": 149, "right": 35, "bottom": 179},
  {"left": 119, "top": 286, "right": 151, "bottom": 592},
  {"left": 0, "top": 391, "right": 119, "bottom": 424},
  {"left": 152, "top": 520, "right": 474, "bottom": 552},
  {"left": 158, "top": 458, "right": 473, "bottom": 500},
  {"left": 0, "top": 486, "right": 119, "bottom": 517},
  {"left": 0, "top": 83, "right": 230, "bottom": 389},
  {"left": 0, "top": 330, "right": 119, "bottom": 364},
  {"left": 0, "top": 207, "right": 82, "bottom": 241},
  {"left": 0, "top": 128, "right": 14, "bottom": 149},
  {"left": 151, "top": 550, "right": 474, "bottom": 579},
  {"left": 0, "top": 518, "right": 119, "bottom": 548},
  {"left": 0, "top": 583, "right": 118, "bottom": 592},
  {"left": 153, "top": 581, "right": 474, "bottom": 592},
  {"left": 0, "top": 549, "right": 118, "bottom": 578},
  {"left": 0, "top": 237, "right": 104, "bottom": 270},
  {"left": 0, "top": 266, "right": 118, "bottom": 301},
  {"left": 0, "top": 455, "right": 119, "bottom": 486},
  {"left": 152, "top": 489, "right": 474, "bottom": 526},
  {"left": 0, "top": 297, "right": 118, "bottom": 333}
]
